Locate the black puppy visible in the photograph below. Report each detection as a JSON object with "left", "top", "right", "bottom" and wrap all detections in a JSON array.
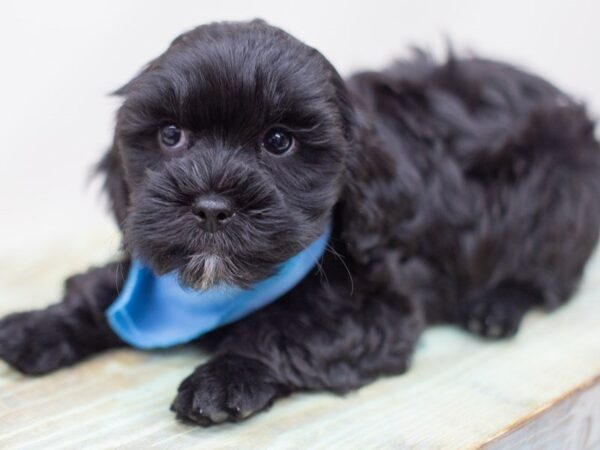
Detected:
[{"left": 1, "top": 20, "right": 599, "bottom": 426}]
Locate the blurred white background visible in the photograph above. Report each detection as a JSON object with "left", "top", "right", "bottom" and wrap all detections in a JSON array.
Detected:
[{"left": 1, "top": 0, "right": 599, "bottom": 253}]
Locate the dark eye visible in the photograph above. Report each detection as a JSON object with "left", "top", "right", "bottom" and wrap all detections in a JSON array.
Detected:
[
  {"left": 262, "top": 128, "right": 295, "bottom": 155},
  {"left": 159, "top": 124, "right": 187, "bottom": 150}
]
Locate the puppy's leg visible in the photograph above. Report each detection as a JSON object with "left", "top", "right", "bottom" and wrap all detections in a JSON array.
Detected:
[
  {"left": 0, "top": 261, "right": 128, "bottom": 375},
  {"left": 171, "top": 283, "right": 424, "bottom": 425},
  {"left": 460, "top": 282, "right": 542, "bottom": 339}
]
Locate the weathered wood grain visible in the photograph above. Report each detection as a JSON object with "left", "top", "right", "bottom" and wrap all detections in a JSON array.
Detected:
[
  {"left": 0, "top": 224, "right": 599, "bottom": 449},
  {"left": 484, "top": 379, "right": 600, "bottom": 449}
]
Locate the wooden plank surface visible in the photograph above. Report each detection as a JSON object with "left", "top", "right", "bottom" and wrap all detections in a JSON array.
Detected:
[
  {"left": 484, "top": 379, "right": 600, "bottom": 449},
  {"left": 0, "top": 224, "right": 599, "bottom": 449}
]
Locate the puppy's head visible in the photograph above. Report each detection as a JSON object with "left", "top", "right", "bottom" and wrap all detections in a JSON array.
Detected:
[{"left": 100, "top": 20, "right": 355, "bottom": 289}]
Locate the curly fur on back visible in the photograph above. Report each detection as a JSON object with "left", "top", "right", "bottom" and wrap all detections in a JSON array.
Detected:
[{"left": 342, "top": 52, "right": 600, "bottom": 321}]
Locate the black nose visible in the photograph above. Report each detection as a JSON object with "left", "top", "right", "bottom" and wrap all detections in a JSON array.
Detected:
[{"left": 192, "top": 195, "right": 234, "bottom": 232}]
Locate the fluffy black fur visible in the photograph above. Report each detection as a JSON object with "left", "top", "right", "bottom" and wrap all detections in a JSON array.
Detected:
[{"left": 1, "top": 20, "right": 599, "bottom": 425}]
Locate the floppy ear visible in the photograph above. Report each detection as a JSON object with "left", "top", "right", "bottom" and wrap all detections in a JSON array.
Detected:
[
  {"left": 338, "top": 104, "right": 417, "bottom": 265},
  {"left": 96, "top": 138, "right": 130, "bottom": 228},
  {"left": 97, "top": 63, "right": 154, "bottom": 227}
]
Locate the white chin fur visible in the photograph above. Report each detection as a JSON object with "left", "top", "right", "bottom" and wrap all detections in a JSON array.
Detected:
[{"left": 187, "top": 254, "right": 222, "bottom": 290}]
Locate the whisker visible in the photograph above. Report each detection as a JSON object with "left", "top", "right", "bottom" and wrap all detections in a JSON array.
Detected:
[
  {"left": 314, "top": 257, "right": 329, "bottom": 286},
  {"left": 325, "top": 243, "right": 354, "bottom": 295},
  {"left": 114, "top": 260, "right": 126, "bottom": 295}
]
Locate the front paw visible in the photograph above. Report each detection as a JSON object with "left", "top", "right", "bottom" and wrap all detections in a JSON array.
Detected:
[
  {"left": 0, "top": 308, "right": 78, "bottom": 375},
  {"left": 171, "top": 354, "right": 282, "bottom": 426},
  {"left": 461, "top": 297, "right": 525, "bottom": 339}
]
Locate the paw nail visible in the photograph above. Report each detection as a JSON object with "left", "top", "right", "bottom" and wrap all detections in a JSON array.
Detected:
[
  {"left": 239, "top": 409, "right": 253, "bottom": 419},
  {"left": 487, "top": 324, "right": 503, "bottom": 337},
  {"left": 467, "top": 319, "right": 482, "bottom": 333},
  {"left": 209, "top": 411, "right": 229, "bottom": 422}
]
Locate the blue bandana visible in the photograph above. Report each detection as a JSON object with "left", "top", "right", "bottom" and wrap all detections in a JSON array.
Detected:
[{"left": 106, "top": 228, "right": 331, "bottom": 349}]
